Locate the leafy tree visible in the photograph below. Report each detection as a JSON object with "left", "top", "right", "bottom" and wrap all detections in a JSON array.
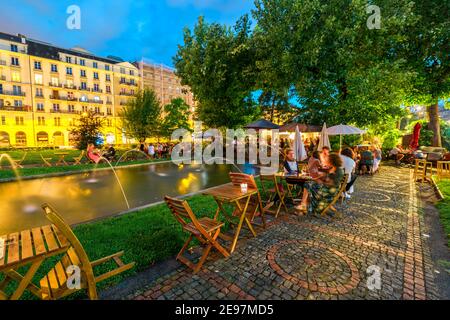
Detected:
[
  {"left": 160, "top": 98, "right": 192, "bottom": 138},
  {"left": 174, "top": 15, "right": 260, "bottom": 129},
  {"left": 399, "top": 0, "right": 450, "bottom": 146},
  {"left": 258, "top": 90, "right": 297, "bottom": 124},
  {"left": 120, "top": 89, "right": 162, "bottom": 141},
  {"left": 252, "top": 0, "right": 413, "bottom": 129},
  {"left": 69, "top": 110, "right": 104, "bottom": 150}
]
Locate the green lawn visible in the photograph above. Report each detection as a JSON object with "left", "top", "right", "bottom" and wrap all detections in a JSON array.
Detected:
[
  {"left": 2, "top": 193, "right": 236, "bottom": 300},
  {"left": 435, "top": 179, "right": 450, "bottom": 247},
  {"left": 0, "top": 149, "right": 168, "bottom": 180}
]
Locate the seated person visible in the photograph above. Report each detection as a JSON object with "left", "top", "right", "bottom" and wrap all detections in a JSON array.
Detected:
[
  {"left": 283, "top": 148, "right": 299, "bottom": 175},
  {"left": 372, "top": 145, "right": 382, "bottom": 173},
  {"left": 340, "top": 148, "right": 356, "bottom": 198},
  {"left": 308, "top": 151, "right": 323, "bottom": 178},
  {"left": 103, "top": 144, "right": 116, "bottom": 161},
  {"left": 87, "top": 143, "right": 101, "bottom": 164},
  {"left": 297, "top": 153, "right": 344, "bottom": 216},
  {"left": 358, "top": 147, "right": 374, "bottom": 174},
  {"left": 320, "top": 146, "right": 331, "bottom": 167},
  {"left": 389, "top": 145, "right": 405, "bottom": 164}
]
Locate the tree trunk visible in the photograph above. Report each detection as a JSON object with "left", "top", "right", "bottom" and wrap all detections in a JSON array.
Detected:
[{"left": 427, "top": 101, "right": 441, "bottom": 147}]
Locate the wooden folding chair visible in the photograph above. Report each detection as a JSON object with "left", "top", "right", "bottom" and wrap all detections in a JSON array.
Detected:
[
  {"left": 73, "top": 150, "right": 85, "bottom": 165},
  {"left": 437, "top": 161, "right": 450, "bottom": 180},
  {"left": 413, "top": 159, "right": 433, "bottom": 183},
  {"left": 164, "top": 196, "right": 229, "bottom": 273},
  {"left": 320, "top": 174, "right": 349, "bottom": 218},
  {"left": 12, "top": 152, "right": 27, "bottom": 168},
  {"left": 39, "top": 204, "right": 135, "bottom": 300},
  {"left": 229, "top": 173, "right": 266, "bottom": 224},
  {"left": 259, "top": 174, "right": 289, "bottom": 217},
  {"left": 40, "top": 153, "right": 52, "bottom": 167}
]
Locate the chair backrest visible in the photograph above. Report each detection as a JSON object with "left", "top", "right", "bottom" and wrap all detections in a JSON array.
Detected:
[
  {"left": 78, "top": 150, "right": 85, "bottom": 158},
  {"left": 41, "top": 204, "right": 94, "bottom": 277},
  {"left": 164, "top": 196, "right": 209, "bottom": 238},
  {"left": 259, "top": 174, "right": 281, "bottom": 198},
  {"left": 20, "top": 152, "right": 27, "bottom": 162},
  {"left": 229, "top": 172, "right": 257, "bottom": 189}
]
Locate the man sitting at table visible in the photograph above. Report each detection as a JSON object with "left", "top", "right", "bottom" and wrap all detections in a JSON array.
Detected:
[
  {"left": 283, "top": 148, "right": 299, "bottom": 175},
  {"left": 103, "top": 144, "right": 116, "bottom": 161},
  {"left": 389, "top": 144, "right": 405, "bottom": 164}
]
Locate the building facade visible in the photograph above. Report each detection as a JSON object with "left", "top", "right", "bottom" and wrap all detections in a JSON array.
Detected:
[
  {"left": 0, "top": 32, "right": 195, "bottom": 148},
  {"left": 136, "top": 61, "right": 195, "bottom": 111}
]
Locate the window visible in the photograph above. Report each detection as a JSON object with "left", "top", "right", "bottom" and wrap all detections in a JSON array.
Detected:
[
  {"left": 120, "top": 77, "right": 126, "bottom": 83},
  {"left": 93, "top": 96, "right": 100, "bottom": 102},
  {"left": 65, "top": 56, "right": 72, "bottom": 63},
  {"left": 51, "top": 77, "right": 59, "bottom": 86},
  {"left": 38, "top": 117, "right": 45, "bottom": 125},
  {"left": 36, "top": 103, "right": 44, "bottom": 111},
  {"left": 93, "top": 62, "right": 98, "bottom": 68},
  {"left": 51, "top": 64, "right": 58, "bottom": 72},
  {"left": 53, "top": 104, "right": 60, "bottom": 112},
  {"left": 37, "top": 131, "right": 49, "bottom": 145},
  {"left": 107, "top": 119, "right": 112, "bottom": 127},
  {"left": 34, "top": 61, "right": 41, "bottom": 70},
  {"left": 130, "top": 79, "right": 135, "bottom": 85},
  {"left": 1, "top": 116, "right": 6, "bottom": 125},
  {"left": 15, "top": 116, "right": 24, "bottom": 125},
  {"left": 93, "top": 72, "right": 99, "bottom": 79},
  {"left": 106, "top": 85, "right": 111, "bottom": 93},
  {"left": 80, "top": 69, "right": 86, "bottom": 77},
  {"left": 0, "top": 84, "right": 2, "bottom": 93},
  {"left": 105, "top": 65, "right": 110, "bottom": 71},
  {"left": 80, "top": 95, "right": 87, "bottom": 102},
  {"left": 131, "top": 89, "right": 135, "bottom": 95},
  {"left": 82, "top": 106, "right": 88, "bottom": 112},
  {"left": 34, "top": 74, "right": 43, "bottom": 85},
  {"left": 94, "top": 107, "right": 100, "bottom": 114},
  {"left": 11, "top": 72, "right": 21, "bottom": 82},
  {"left": 13, "top": 85, "right": 22, "bottom": 95},
  {"left": 130, "top": 70, "right": 134, "bottom": 76},
  {"left": 66, "top": 67, "right": 73, "bottom": 75},
  {"left": 120, "top": 67, "right": 125, "bottom": 74},
  {"left": 80, "top": 82, "right": 87, "bottom": 90},
  {"left": 11, "top": 44, "right": 18, "bottom": 52},
  {"left": 93, "top": 84, "right": 100, "bottom": 92},
  {"left": 107, "top": 107, "right": 112, "bottom": 115},
  {"left": 54, "top": 117, "right": 61, "bottom": 126},
  {"left": 36, "top": 88, "right": 43, "bottom": 97},
  {"left": 106, "top": 74, "right": 111, "bottom": 81},
  {"left": 68, "top": 105, "right": 75, "bottom": 112},
  {"left": 66, "top": 79, "right": 74, "bottom": 88},
  {"left": 80, "top": 59, "right": 85, "bottom": 66},
  {"left": 15, "top": 132, "right": 27, "bottom": 146}
]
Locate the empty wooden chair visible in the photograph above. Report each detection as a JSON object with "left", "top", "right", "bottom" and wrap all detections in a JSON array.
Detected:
[
  {"left": 320, "top": 174, "right": 349, "bottom": 218},
  {"left": 73, "top": 150, "right": 85, "bottom": 165},
  {"left": 39, "top": 204, "right": 135, "bottom": 300},
  {"left": 164, "top": 196, "right": 229, "bottom": 273},
  {"left": 228, "top": 172, "right": 265, "bottom": 223},
  {"left": 40, "top": 153, "right": 52, "bottom": 167},
  {"left": 436, "top": 161, "right": 450, "bottom": 180},
  {"left": 259, "top": 174, "right": 289, "bottom": 217},
  {"left": 413, "top": 159, "right": 433, "bottom": 183},
  {"left": 12, "top": 152, "right": 27, "bottom": 168}
]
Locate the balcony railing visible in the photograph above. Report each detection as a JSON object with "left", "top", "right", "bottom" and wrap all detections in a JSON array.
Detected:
[
  {"left": 78, "top": 86, "right": 91, "bottom": 91},
  {"left": 0, "top": 90, "right": 26, "bottom": 97},
  {"left": 0, "top": 105, "right": 32, "bottom": 112},
  {"left": 64, "top": 84, "right": 77, "bottom": 89},
  {"left": 92, "top": 89, "right": 103, "bottom": 93},
  {"left": 49, "top": 82, "right": 63, "bottom": 88},
  {"left": 50, "top": 109, "right": 81, "bottom": 114},
  {"left": 119, "top": 92, "right": 134, "bottom": 96},
  {"left": 106, "top": 101, "right": 112, "bottom": 105}
]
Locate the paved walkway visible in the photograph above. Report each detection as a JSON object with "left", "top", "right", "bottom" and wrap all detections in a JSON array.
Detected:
[{"left": 129, "top": 166, "right": 442, "bottom": 300}]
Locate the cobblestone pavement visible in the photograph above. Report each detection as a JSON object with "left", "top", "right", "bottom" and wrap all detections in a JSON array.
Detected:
[{"left": 130, "top": 166, "right": 442, "bottom": 300}]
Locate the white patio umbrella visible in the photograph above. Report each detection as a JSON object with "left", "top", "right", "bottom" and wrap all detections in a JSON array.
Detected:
[
  {"left": 327, "top": 124, "right": 366, "bottom": 151},
  {"left": 294, "top": 125, "right": 308, "bottom": 161},
  {"left": 317, "top": 123, "right": 331, "bottom": 151}
]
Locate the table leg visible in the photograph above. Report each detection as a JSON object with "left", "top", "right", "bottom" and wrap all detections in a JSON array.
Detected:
[
  {"left": 234, "top": 199, "right": 257, "bottom": 237},
  {"left": 10, "top": 258, "right": 43, "bottom": 300},
  {"left": 230, "top": 196, "right": 251, "bottom": 253}
]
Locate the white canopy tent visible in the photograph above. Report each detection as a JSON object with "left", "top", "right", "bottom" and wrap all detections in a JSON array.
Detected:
[{"left": 327, "top": 124, "right": 367, "bottom": 150}]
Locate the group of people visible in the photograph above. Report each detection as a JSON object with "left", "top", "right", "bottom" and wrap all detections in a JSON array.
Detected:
[
  {"left": 86, "top": 143, "right": 116, "bottom": 164},
  {"left": 282, "top": 145, "right": 375, "bottom": 216},
  {"left": 139, "top": 141, "right": 173, "bottom": 159}
]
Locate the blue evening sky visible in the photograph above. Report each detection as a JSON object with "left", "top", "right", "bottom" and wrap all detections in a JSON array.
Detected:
[{"left": 0, "top": 0, "right": 254, "bottom": 67}]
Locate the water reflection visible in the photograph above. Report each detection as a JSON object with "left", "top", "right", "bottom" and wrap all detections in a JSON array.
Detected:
[{"left": 0, "top": 162, "right": 256, "bottom": 234}]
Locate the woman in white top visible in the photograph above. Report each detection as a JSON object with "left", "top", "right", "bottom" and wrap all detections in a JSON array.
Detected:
[
  {"left": 148, "top": 143, "right": 155, "bottom": 158},
  {"left": 340, "top": 148, "right": 356, "bottom": 197}
]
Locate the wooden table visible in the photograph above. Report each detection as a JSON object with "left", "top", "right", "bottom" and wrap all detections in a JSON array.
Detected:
[
  {"left": 276, "top": 172, "right": 314, "bottom": 201},
  {"left": 0, "top": 225, "right": 70, "bottom": 300},
  {"left": 203, "top": 184, "right": 265, "bottom": 253},
  {"left": 54, "top": 152, "right": 69, "bottom": 166}
]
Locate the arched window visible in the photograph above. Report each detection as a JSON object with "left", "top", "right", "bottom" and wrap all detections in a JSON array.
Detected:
[
  {"left": 0, "top": 131, "right": 10, "bottom": 147},
  {"left": 15, "top": 131, "right": 27, "bottom": 146},
  {"left": 53, "top": 131, "right": 64, "bottom": 146},
  {"left": 36, "top": 131, "right": 49, "bottom": 146}
]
